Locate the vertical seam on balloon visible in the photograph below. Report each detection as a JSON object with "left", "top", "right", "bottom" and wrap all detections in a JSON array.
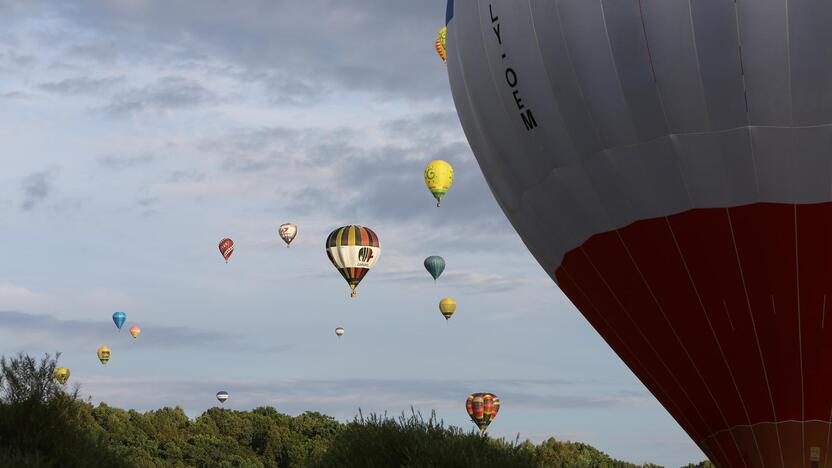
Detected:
[
  {"left": 723, "top": 300, "right": 736, "bottom": 331},
  {"left": 771, "top": 295, "right": 776, "bottom": 315},
  {"left": 636, "top": 0, "right": 672, "bottom": 134},
  {"left": 575, "top": 245, "right": 728, "bottom": 461},
  {"left": 731, "top": 0, "right": 751, "bottom": 121},
  {"left": 617, "top": 226, "right": 749, "bottom": 467},
  {"left": 794, "top": 205, "right": 806, "bottom": 466},
  {"left": 684, "top": 0, "right": 714, "bottom": 133},
  {"left": 822, "top": 295, "right": 826, "bottom": 329},
  {"left": 551, "top": 0, "right": 605, "bottom": 148},
  {"left": 726, "top": 207, "right": 785, "bottom": 468},
  {"left": 597, "top": 0, "right": 640, "bottom": 145},
  {"left": 557, "top": 265, "right": 720, "bottom": 462}
]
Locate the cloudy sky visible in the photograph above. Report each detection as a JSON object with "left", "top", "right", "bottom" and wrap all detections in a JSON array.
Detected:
[{"left": 0, "top": 1, "right": 703, "bottom": 465}]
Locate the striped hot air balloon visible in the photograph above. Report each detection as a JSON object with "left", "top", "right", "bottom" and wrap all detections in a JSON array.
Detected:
[
  {"left": 439, "top": 297, "right": 456, "bottom": 321},
  {"left": 326, "top": 225, "right": 380, "bottom": 298},
  {"left": 435, "top": 26, "right": 447, "bottom": 62},
  {"left": 216, "top": 391, "right": 229, "bottom": 404},
  {"left": 218, "top": 238, "right": 234, "bottom": 263},
  {"left": 424, "top": 256, "right": 446, "bottom": 281},
  {"left": 466, "top": 393, "right": 500, "bottom": 433}
]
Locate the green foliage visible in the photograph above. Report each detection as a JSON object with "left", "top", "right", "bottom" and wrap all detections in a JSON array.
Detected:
[{"left": 0, "top": 352, "right": 711, "bottom": 468}]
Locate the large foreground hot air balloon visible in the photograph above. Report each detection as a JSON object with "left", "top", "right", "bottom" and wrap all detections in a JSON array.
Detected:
[
  {"left": 446, "top": 1, "right": 832, "bottom": 465},
  {"left": 54, "top": 367, "right": 70, "bottom": 385},
  {"left": 279, "top": 223, "right": 298, "bottom": 247},
  {"left": 112, "top": 311, "right": 126, "bottom": 331},
  {"left": 466, "top": 393, "right": 500, "bottom": 433},
  {"left": 218, "top": 238, "right": 234, "bottom": 263},
  {"left": 326, "top": 225, "right": 380, "bottom": 298}
]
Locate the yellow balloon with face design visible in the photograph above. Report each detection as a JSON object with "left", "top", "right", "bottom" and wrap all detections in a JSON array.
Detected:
[
  {"left": 97, "top": 346, "right": 111, "bottom": 366},
  {"left": 424, "top": 160, "right": 454, "bottom": 207}
]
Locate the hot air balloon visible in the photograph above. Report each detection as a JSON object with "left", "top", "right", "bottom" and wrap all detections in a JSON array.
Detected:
[
  {"left": 326, "top": 225, "right": 380, "bottom": 298},
  {"left": 445, "top": 1, "right": 832, "bottom": 464},
  {"left": 54, "top": 367, "right": 70, "bottom": 385},
  {"left": 112, "top": 311, "right": 126, "bottom": 331},
  {"left": 439, "top": 297, "right": 456, "bottom": 321},
  {"left": 435, "top": 26, "right": 447, "bottom": 63},
  {"left": 335, "top": 327, "right": 345, "bottom": 338},
  {"left": 279, "top": 223, "right": 298, "bottom": 248},
  {"left": 423, "top": 160, "right": 454, "bottom": 207},
  {"left": 129, "top": 326, "right": 141, "bottom": 339},
  {"left": 466, "top": 393, "right": 500, "bottom": 433},
  {"left": 216, "top": 391, "right": 229, "bottom": 404},
  {"left": 97, "top": 346, "right": 111, "bottom": 366},
  {"left": 424, "top": 256, "right": 446, "bottom": 281},
  {"left": 218, "top": 238, "right": 234, "bottom": 263}
]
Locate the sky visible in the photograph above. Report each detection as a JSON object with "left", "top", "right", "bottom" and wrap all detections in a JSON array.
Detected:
[{"left": 0, "top": 1, "right": 704, "bottom": 465}]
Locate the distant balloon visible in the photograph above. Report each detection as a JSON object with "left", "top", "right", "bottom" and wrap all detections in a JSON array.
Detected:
[
  {"left": 97, "top": 346, "right": 111, "bottom": 366},
  {"left": 466, "top": 393, "right": 500, "bottom": 433},
  {"left": 216, "top": 391, "right": 229, "bottom": 404},
  {"left": 112, "top": 311, "right": 126, "bottom": 331},
  {"left": 279, "top": 223, "right": 298, "bottom": 248},
  {"left": 423, "top": 160, "right": 454, "bottom": 207},
  {"left": 439, "top": 297, "right": 456, "bottom": 321},
  {"left": 54, "top": 367, "right": 70, "bottom": 385},
  {"left": 218, "top": 238, "right": 234, "bottom": 263},
  {"left": 335, "top": 327, "right": 345, "bottom": 338},
  {"left": 424, "top": 256, "right": 446, "bottom": 281},
  {"left": 326, "top": 225, "right": 381, "bottom": 298},
  {"left": 129, "top": 326, "right": 141, "bottom": 339},
  {"left": 435, "top": 26, "right": 447, "bottom": 62}
]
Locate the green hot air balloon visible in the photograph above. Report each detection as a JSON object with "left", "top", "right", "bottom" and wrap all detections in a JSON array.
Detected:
[{"left": 423, "top": 256, "right": 445, "bottom": 281}]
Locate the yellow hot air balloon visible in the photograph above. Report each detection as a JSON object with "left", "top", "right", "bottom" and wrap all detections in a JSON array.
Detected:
[
  {"left": 435, "top": 26, "right": 447, "bottom": 63},
  {"left": 439, "top": 297, "right": 456, "bottom": 321},
  {"left": 129, "top": 325, "right": 141, "bottom": 338},
  {"left": 424, "top": 160, "right": 454, "bottom": 207},
  {"left": 97, "top": 346, "right": 111, "bottom": 366},
  {"left": 54, "top": 367, "right": 70, "bottom": 385}
]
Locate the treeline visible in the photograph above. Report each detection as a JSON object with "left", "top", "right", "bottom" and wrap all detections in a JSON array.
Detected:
[{"left": 0, "top": 353, "right": 707, "bottom": 467}]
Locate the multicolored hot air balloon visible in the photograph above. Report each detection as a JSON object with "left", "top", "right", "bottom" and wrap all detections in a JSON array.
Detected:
[
  {"left": 54, "top": 367, "right": 70, "bottom": 385},
  {"left": 112, "top": 311, "right": 126, "bottom": 331},
  {"left": 445, "top": 0, "right": 832, "bottom": 464},
  {"left": 466, "top": 393, "right": 500, "bottom": 433},
  {"left": 97, "top": 346, "right": 111, "bottom": 366},
  {"left": 326, "top": 225, "right": 380, "bottom": 298},
  {"left": 435, "top": 26, "right": 447, "bottom": 63},
  {"left": 439, "top": 297, "right": 456, "bottom": 321},
  {"left": 129, "top": 326, "right": 141, "bottom": 339},
  {"left": 423, "top": 160, "right": 454, "bottom": 207},
  {"left": 279, "top": 223, "right": 298, "bottom": 248},
  {"left": 218, "top": 238, "right": 234, "bottom": 263},
  {"left": 335, "top": 327, "right": 345, "bottom": 338},
  {"left": 216, "top": 391, "right": 229, "bottom": 404},
  {"left": 424, "top": 256, "right": 446, "bottom": 281}
]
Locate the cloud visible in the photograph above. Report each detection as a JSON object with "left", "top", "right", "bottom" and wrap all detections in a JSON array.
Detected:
[
  {"left": 39, "top": 76, "right": 123, "bottom": 95},
  {"left": 0, "top": 310, "right": 290, "bottom": 354},
  {"left": 99, "top": 76, "right": 217, "bottom": 116},
  {"left": 19, "top": 168, "right": 58, "bottom": 211},
  {"left": 96, "top": 154, "right": 155, "bottom": 169}
]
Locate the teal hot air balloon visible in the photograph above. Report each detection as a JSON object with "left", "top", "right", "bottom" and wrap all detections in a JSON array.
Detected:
[
  {"left": 112, "top": 311, "right": 126, "bottom": 332},
  {"left": 423, "top": 256, "right": 446, "bottom": 281}
]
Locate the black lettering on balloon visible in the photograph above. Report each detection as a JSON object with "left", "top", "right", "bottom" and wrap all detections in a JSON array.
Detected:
[{"left": 488, "top": 4, "right": 537, "bottom": 132}]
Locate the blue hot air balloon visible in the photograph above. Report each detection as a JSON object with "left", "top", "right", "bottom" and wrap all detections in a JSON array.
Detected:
[
  {"left": 423, "top": 256, "right": 446, "bottom": 281},
  {"left": 112, "top": 311, "right": 126, "bottom": 331}
]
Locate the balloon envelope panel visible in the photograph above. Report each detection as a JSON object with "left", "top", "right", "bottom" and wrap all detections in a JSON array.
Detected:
[{"left": 446, "top": 1, "right": 832, "bottom": 465}]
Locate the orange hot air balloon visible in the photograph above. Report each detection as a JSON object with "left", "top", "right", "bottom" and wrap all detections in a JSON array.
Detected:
[
  {"left": 129, "top": 326, "right": 141, "bottom": 338},
  {"left": 218, "top": 238, "right": 234, "bottom": 263}
]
